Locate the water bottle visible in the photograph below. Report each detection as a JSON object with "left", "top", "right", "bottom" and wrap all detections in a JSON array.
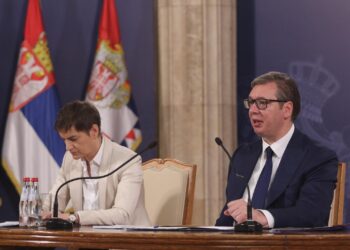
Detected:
[
  {"left": 19, "top": 177, "right": 30, "bottom": 227},
  {"left": 28, "top": 177, "right": 40, "bottom": 227}
]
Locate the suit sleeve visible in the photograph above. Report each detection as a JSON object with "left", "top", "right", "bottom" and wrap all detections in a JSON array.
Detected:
[
  {"left": 215, "top": 143, "right": 254, "bottom": 226},
  {"left": 216, "top": 204, "right": 234, "bottom": 226},
  {"left": 269, "top": 150, "right": 338, "bottom": 228},
  {"left": 48, "top": 152, "right": 71, "bottom": 213},
  {"left": 215, "top": 157, "right": 234, "bottom": 226},
  {"left": 77, "top": 156, "right": 144, "bottom": 225}
]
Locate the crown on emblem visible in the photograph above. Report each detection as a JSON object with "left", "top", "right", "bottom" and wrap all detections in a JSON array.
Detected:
[
  {"left": 33, "top": 32, "right": 53, "bottom": 73},
  {"left": 288, "top": 59, "right": 339, "bottom": 122},
  {"left": 104, "top": 55, "right": 119, "bottom": 74},
  {"left": 99, "top": 41, "right": 125, "bottom": 75}
]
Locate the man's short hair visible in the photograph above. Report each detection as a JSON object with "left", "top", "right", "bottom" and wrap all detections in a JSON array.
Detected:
[
  {"left": 251, "top": 71, "right": 301, "bottom": 121},
  {"left": 55, "top": 100, "right": 101, "bottom": 134}
]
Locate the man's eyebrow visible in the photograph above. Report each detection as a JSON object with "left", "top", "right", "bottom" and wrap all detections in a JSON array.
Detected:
[{"left": 248, "top": 96, "right": 268, "bottom": 99}]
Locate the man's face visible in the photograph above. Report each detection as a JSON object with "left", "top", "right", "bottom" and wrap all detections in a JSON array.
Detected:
[
  {"left": 248, "top": 81, "right": 293, "bottom": 144},
  {"left": 58, "top": 124, "right": 100, "bottom": 161}
]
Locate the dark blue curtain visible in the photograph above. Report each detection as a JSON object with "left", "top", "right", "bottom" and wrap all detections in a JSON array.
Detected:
[
  {"left": 0, "top": 0, "right": 156, "bottom": 221},
  {"left": 237, "top": 0, "right": 350, "bottom": 223}
]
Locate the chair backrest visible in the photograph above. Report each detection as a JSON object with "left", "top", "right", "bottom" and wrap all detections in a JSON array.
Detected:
[
  {"left": 142, "top": 158, "right": 197, "bottom": 225},
  {"left": 328, "top": 162, "right": 346, "bottom": 226}
]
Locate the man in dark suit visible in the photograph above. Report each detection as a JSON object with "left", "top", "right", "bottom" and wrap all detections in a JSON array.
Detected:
[{"left": 216, "top": 71, "right": 338, "bottom": 228}]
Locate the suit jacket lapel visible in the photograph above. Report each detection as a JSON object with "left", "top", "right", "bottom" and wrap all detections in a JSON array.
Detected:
[
  {"left": 230, "top": 142, "right": 262, "bottom": 200},
  {"left": 266, "top": 130, "right": 306, "bottom": 206},
  {"left": 69, "top": 161, "right": 83, "bottom": 211},
  {"left": 98, "top": 137, "right": 113, "bottom": 209}
]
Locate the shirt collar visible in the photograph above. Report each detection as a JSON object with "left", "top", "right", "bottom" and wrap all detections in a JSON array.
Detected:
[
  {"left": 262, "top": 124, "right": 295, "bottom": 159},
  {"left": 92, "top": 136, "right": 104, "bottom": 166}
]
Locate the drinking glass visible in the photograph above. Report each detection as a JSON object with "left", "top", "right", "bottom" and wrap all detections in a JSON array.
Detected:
[{"left": 38, "top": 193, "right": 51, "bottom": 227}]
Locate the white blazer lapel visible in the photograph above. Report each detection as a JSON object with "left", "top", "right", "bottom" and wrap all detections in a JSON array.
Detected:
[
  {"left": 98, "top": 138, "right": 113, "bottom": 209},
  {"left": 69, "top": 161, "right": 84, "bottom": 211}
]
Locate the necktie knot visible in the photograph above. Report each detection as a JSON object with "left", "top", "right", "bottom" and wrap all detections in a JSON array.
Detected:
[{"left": 265, "top": 146, "right": 274, "bottom": 159}]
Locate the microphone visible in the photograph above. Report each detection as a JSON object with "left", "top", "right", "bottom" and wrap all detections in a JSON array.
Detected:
[
  {"left": 215, "top": 137, "right": 231, "bottom": 160},
  {"left": 215, "top": 137, "right": 262, "bottom": 232},
  {"left": 46, "top": 140, "right": 158, "bottom": 230}
]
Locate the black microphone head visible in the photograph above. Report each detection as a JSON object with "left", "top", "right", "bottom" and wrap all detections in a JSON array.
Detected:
[
  {"left": 215, "top": 137, "right": 222, "bottom": 146},
  {"left": 146, "top": 141, "right": 158, "bottom": 149}
]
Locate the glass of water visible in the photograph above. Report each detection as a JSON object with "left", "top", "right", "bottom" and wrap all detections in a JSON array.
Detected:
[{"left": 38, "top": 193, "right": 51, "bottom": 227}]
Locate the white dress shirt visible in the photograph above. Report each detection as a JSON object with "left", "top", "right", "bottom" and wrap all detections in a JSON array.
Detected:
[
  {"left": 80, "top": 138, "right": 104, "bottom": 211},
  {"left": 242, "top": 124, "right": 295, "bottom": 228}
]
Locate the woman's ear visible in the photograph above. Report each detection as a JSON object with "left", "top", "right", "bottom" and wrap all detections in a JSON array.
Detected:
[{"left": 90, "top": 124, "right": 100, "bottom": 138}]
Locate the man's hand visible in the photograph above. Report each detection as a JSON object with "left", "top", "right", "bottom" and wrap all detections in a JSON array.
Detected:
[{"left": 224, "top": 199, "right": 269, "bottom": 227}]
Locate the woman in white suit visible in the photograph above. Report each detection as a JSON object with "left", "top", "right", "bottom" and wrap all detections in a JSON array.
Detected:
[{"left": 47, "top": 100, "right": 151, "bottom": 226}]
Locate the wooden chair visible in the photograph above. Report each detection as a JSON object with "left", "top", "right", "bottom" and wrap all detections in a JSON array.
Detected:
[
  {"left": 328, "top": 162, "right": 346, "bottom": 226},
  {"left": 142, "top": 158, "right": 197, "bottom": 225}
]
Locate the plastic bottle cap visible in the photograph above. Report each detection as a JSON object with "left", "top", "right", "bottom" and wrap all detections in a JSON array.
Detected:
[{"left": 31, "top": 177, "right": 38, "bottom": 182}]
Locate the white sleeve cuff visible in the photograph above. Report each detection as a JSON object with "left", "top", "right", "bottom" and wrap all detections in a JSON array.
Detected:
[{"left": 258, "top": 209, "right": 275, "bottom": 228}]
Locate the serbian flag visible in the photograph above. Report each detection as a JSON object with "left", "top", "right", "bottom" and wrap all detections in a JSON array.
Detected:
[
  {"left": 86, "top": 0, "right": 142, "bottom": 150},
  {"left": 1, "top": 0, "right": 65, "bottom": 194}
]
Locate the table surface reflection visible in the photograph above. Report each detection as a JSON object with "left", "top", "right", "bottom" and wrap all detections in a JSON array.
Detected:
[{"left": 0, "top": 226, "right": 350, "bottom": 249}]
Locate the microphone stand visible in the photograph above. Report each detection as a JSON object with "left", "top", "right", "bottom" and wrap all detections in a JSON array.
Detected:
[
  {"left": 46, "top": 141, "right": 157, "bottom": 230},
  {"left": 234, "top": 185, "right": 263, "bottom": 232},
  {"left": 215, "top": 137, "right": 262, "bottom": 232}
]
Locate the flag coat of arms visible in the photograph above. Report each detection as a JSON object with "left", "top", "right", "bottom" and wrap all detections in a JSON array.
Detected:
[
  {"left": 1, "top": 0, "right": 64, "bottom": 193},
  {"left": 86, "top": 0, "right": 142, "bottom": 150}
]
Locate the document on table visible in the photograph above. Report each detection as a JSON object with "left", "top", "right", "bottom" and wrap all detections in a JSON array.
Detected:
[
  {"left": 270, "top": 224, "right": 348, "bottom": 233},
  {"left": 0, "top": 221, "right": 19, "bottom": 227},
  {"left": 93, "top": 225, "right": 235, "bottom": 232}
]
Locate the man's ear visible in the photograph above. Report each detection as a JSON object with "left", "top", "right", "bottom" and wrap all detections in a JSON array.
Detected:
[{"left": 283, "top": 101, "right": 293, "bottom": 120}]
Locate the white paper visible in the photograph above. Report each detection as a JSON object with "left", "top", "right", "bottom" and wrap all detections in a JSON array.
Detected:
[
  {"left": 93, "top": 225, "right": 234, "bottom": 231},
  {"left": 93, "top": 225, "right": 186, "bottom": 230},
  {"left": 0, "top": 221, "right": 19, "bottom": 227}
]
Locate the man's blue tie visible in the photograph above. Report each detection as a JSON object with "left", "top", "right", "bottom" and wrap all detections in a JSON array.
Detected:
[{"left": 252, "top": 147, "right": 274, "bottom": 209}]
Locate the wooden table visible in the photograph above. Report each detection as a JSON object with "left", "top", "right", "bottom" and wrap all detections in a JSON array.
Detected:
[{"left": 0, "top": 226, "right": 350, "bottom": 249}]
